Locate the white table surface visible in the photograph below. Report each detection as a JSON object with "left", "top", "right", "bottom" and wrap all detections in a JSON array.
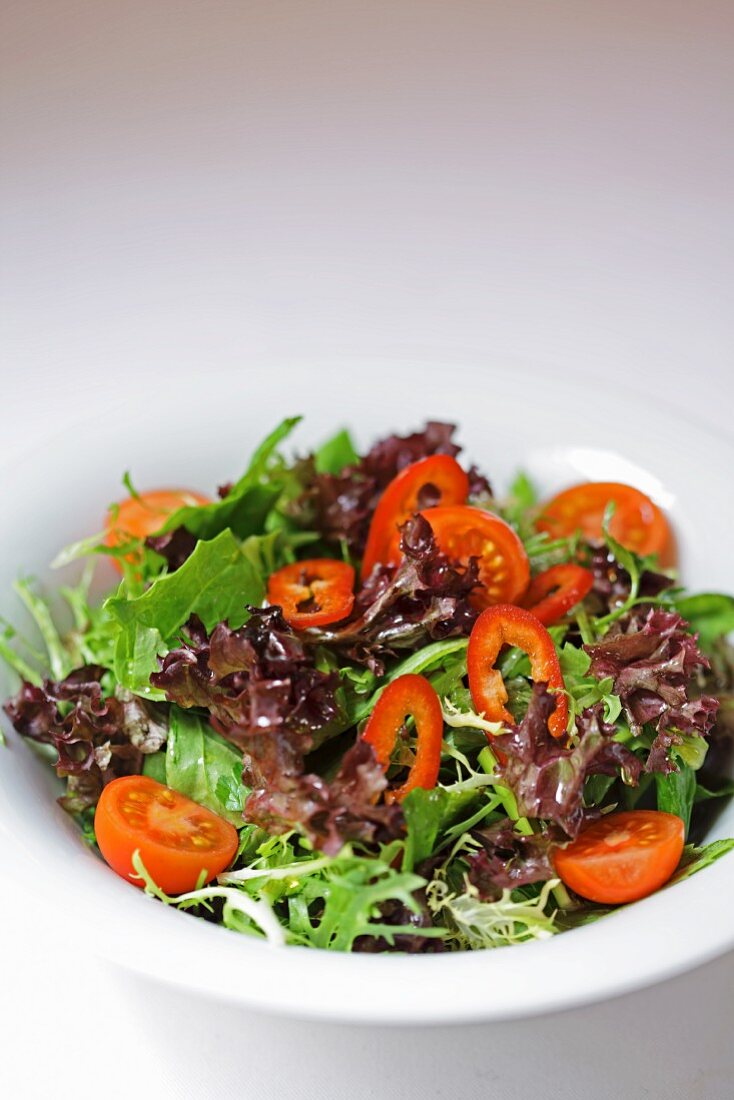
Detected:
[{"left": 1, "top": 3, "right": 733, "bottom": 1097}]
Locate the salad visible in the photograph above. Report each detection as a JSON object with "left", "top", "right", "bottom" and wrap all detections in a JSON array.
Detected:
[{"left": 2, "top": 418, "right": 733, "bottom": 953}]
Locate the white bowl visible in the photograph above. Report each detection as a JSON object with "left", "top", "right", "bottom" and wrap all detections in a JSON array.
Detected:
[{"left": 1, "top": 361, "right": 732, "bottom": 1024}]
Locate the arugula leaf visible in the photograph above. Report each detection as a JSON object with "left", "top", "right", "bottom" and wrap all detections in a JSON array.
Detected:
[
  {"left": 693, "top": 779, "right": 734, "bottom": 803},
  {"left": 508, "top": 470, "right": 538, "bottom": 511},
  {"left": 500, "top": 471, "right": 539, "bottom": 539},
  {"left": 402, "top": 788, "right": 450, "bottom": 869},
  {"left": 655, "top": 764, "right": 696, "bottom": 836},
  {"left": 670, "top": 839, "right": 734, "bottom": 884},
  {"left": 106, "top": 530, "right": 267, "bottom": 694},
  {"left": 142, "top": 749, "right": 167, "bottom": 784},
  {"left": 558, "top": 642, "right": 622, "bottom": 725},
  {"left": 673, "top": 593, "right": 734, "bottom": 650},
  {"left": 353, "top": 638, "right": 469, "bottom": 722},
  {"left": 165, "top": 705, "right": 246, "bottom": 826},
  {"left": 216, "top": 764, "right": 247, "bottom": 816},
  {"left": 583, "top": 773, "right": 616, "bottom": 807},
  {"left": 314, "top": 428, "right": 359, "bottom": 475},
  {"left": 159, "top": 416, "right": 301, "bottom": 541}
]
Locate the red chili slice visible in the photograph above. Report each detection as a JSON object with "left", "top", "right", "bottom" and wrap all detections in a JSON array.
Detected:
[
  {"left": 267, "top": 559, "right": 355, "bottom": 629},
  {"left": 467, "top": 604, "right": 568, "bottom": 738},
  {"left": 523, "top": 564, "right": 594, "bottom": 626},
  {"left": 361, "top": 674, "right": 443, "bottom": 802},
  {"left": 362, "top": 455, "right": 469, "bottom": 577}
]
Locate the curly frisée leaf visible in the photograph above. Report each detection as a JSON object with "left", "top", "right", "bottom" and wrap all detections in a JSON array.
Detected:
[
  {"left": 131, "top": 850, "right": 285, "bottom": 945},
  {"left": 426, "top": 874, "right": 559, "bottom": 949},
  {"left": 285, "top": 845, "right": 438, "bottom": 952}
]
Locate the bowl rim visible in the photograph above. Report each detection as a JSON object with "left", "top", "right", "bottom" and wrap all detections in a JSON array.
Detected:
[{"left": 0, "top": 357, "right": 732, "bottom": 1024}]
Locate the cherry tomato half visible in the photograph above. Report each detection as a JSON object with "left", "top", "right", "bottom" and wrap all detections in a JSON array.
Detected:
[
  {"left": 537, "top": 482, "right": 675, "bottom": 567},
  {"left": 421, "top": 505, "right": 530, "bottom": 609},
  {"left": 553, "top": 810, "right": 685, "bottom": 904},
  {"left": 267, "top": 559, "right": 355, "bottom": 629},
  {"left": 95, "top": 775, "right": 239, "bottom": 894},
  {"left": 468, "top": 603, "right": 568, "bottom": 738},
  {"left": 523, "top": 564, "right": 594, "bottom": 626},
  {"left": 361, "top": 673, "right": 443, "bottom": 802},
  {"left": 105, "top": 488, "right": 210, "bottom": 565},
  {"left": 362, "top": 455, "right": 469, "bottom": 577}
]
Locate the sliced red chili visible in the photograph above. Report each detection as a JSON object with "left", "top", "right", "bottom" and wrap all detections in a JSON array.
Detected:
[
  {"left": 467, "top": 604, "right": 568, "bottom": 738},
  {"left": 362, "top": 455, "right": 469, "bottom": 577},
  {"left": 361, "top": 673, "right": 443, "bottom": 802},
  {"left": 523, "top": 564, "right": 594, "bottom": 626},
  {"left": 267, "top": 559, "right": 355, "bottom": 629}
]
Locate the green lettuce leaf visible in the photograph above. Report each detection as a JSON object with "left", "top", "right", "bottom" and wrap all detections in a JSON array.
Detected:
[
  {"left": 159, "top": 416, "right": 301, "bottom": 541},
  {"left": 164, "top": 705, "right": 246, "bottom": 826},
  {"left": 314, "top": 428, "right": 359, "bottom": 475},
  {"left": 656, "top": 763, "right": 696, "bottom": 836},
  {"left": 106, "top": 529, "right": 267, "bottom": 694},
  {"left": 673, "top": 593, "right": 734, "bottom": 650}
]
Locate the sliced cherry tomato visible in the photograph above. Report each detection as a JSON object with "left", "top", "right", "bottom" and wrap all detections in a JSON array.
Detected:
[
  {"left": 523, "top": 564, "right": 594, "bottom": 626},
  {"left": 267, "top": 559, "right": 355, "bottom": 629},
  {"left": 95, "top": 775, "right": 238, "bottom": 894},
  {"left": 421, "top": 505, "right": 530, "bottom": 609},
  {"left": 362, "top": 455, "right": 469, "bottom": 577},
  {"left": 537, "top": 482, "right": 675, "bottom": 567},
  {"left": 553, "top": 810, "right": 685, "bottom": 904},
  {"left": 468, "top": 603, "right": 568, "bottom": 738},
  {"left": 361, "top": 673, "right": 443, "bottom": 802},
  {"left": 105, "top": 488, "right": 210, "bottom": 566}
]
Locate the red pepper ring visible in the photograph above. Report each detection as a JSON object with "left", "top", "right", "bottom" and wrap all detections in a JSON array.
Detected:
[
  {"left": 267, "top": 559, "right": 355, "bottom": 629},
  {"left": 523, "top": 564, "right": 594, "bottom": 626},
  {"left": 362, "top": 454, "right": 470, "bottom": 577},
  {"left": 468, "top": 604, "right": 568, "bottom": 739},
  {"left": 361, "top": 674, "right": 444, "bottom": 803}
]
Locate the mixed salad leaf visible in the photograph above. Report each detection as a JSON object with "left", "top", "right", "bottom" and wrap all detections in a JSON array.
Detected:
[{"left": 2, "top": 418, "right": 733, "bottom": 953}]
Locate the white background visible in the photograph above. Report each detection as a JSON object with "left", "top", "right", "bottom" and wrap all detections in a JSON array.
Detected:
[{"left": 1, "top": 2, "right": 733, "bottom": 1097}]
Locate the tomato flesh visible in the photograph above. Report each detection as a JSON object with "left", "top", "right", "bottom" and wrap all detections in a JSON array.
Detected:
[
  {"left": 95, "top": 775, "right": 238, "bottom": 894},
  {"left": 105, "top": 488, "right": 210, "bottom": 566},
  {"left": 468, "top": 603, "right": 568, "bottom": 738},
  {"left": 553, "top": 810, "right": 685, "bottom": 904},
  {"left": 523, "top": 564, "right": 594, "bottom": 626},
  {"left": 267, "top": 559, "right": 355, "bottom": 629},
  {"left": 361, "top": 673, "right": 443, "bottom": 802},
  {"left": 362, "top": 455, "right": 469, "bottom": 577},
  {"left": 537, "top": 482, "right": 675, "bottom": 567},
  {"left": 421, "top": 505, "right": 530, "bottom": 609}
]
